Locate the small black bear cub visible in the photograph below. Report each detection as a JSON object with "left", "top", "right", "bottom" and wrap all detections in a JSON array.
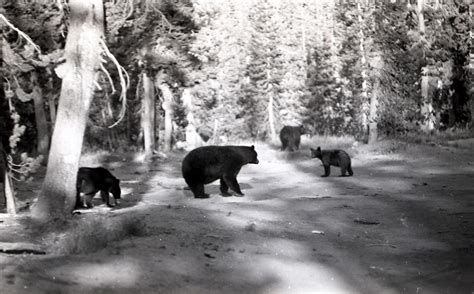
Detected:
[
  {"left": 182, "top": 145, "right": 259, "bottom": 199},
  {"left": 310, "top": 146, "right": 353, "bottom": 177},
  {"left": 280, "top": 125, "right": 304, "bottom": 152},
  {"left": 76, "top": 167, "right": 121, "bottom": 208}
]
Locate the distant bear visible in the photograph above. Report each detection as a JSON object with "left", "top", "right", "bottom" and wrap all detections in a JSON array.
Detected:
[
  {"left": 182, "top": 145, "right": 259, "bottom": 198},
  {"left": 280, "top": 125, "right": 304, "bottom": 152},
  {"left": 310, "top": 147, "right": 353, "bottom": 177},
  {"left": 76, "top": 167, "right": 121, "bottom": 208}
]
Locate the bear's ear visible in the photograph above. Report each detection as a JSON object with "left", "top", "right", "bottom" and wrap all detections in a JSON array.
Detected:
[
  {"left": 310, "top": 148, "right": 314, "bottom": 152},
  {"left": 250, "top": 145, "right": 255, "bottom": 150},
  {"left": 317, "top": 146, "right": 321, "bottom": 151}
]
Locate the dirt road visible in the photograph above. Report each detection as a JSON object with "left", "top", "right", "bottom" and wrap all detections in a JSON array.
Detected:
[{"left": 1, "top": 142, "right": 473, "bottom": 293}]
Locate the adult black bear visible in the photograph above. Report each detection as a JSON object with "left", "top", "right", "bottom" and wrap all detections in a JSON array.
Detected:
[
  {"left": 182, "top": 145, "right": 259, "bottom": 199},
  {"left": 310, "top": 147, "right": 353, "bottom": 177},
  {"left": 76, "top": 167, "right": 121, "bottom": 208},
  {"left": 280, "top": 125, "right": 304, "bottom": 152}
]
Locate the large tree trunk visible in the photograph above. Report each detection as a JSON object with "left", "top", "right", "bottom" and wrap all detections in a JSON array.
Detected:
[
  {"left": 358, "top": 1, "right": 369, "bottom": 137},
  {"left": 0, "top": 50, "right": 16, "bottom": 215},
  {"left": 31, "top": 0, "right": 104, "bottom": 222},
  {"left": 158, "top": 82, "right": 174, "bottom": 152},
  {"left": 141, "top": 72, "right": 155, "bottom": 158},
  {"left": 0, "top": 150, "right": 16, "bottom": 216},
  {"left": 30, "top": 72, "right": 50, "bottom": 158}
]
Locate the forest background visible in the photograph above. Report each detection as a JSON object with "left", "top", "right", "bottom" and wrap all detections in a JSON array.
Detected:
[{"left": 0, "top": 0, "right": 473, "bottom": 218}]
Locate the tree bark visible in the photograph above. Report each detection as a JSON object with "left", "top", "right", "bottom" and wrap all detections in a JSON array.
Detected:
[
  {"left": 268, "top": 95, "right": 276, "bottom": 141},
  {"left": 0, "top": 145, "right": 16, "bottom": 216},
  {"left": 417, "top": 0, "right": 435, "bottom": 132},
  {"left": 31, "top": 0, "right": 104, "bottom": 222},
  {"left": 142, "top": 72, "right": 155, "bottom": 157},
  {"left": 158, "top": 82, "right": 173, "bottom": 152},
  {"left": 368, "top": 79, "right": 379, "bottom": 144},
  {"left": 30, "top": 71, "right": 50, "bottom": 157},
  {"left": 0, "top": 24, "right": 16, "bottom": 215},
  {"left": 358, "top": 1, "right": 369, "bottom": 137},
  {"left": 182, "top": 88, "right": 202, "bottom": 149}
]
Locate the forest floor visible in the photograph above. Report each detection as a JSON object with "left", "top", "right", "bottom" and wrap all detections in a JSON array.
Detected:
[{"left": 0, "top": 139, "right": 473, "bottom": 294}]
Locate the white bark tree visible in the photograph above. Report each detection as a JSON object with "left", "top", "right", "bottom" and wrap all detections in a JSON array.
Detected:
[
  {"left": 32, "top": 0, "right": 104, "bottom": 221},
  {"left": 141, "top": 72, "right": 155, "bottom": 158},
  {"left": 158, "top": 81, "right": 174, "bottom": 152},
  {"left": 417, "top": 0, "right": 435, "bottom": 132}
]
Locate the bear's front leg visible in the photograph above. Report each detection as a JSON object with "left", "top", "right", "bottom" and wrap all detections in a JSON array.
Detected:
[
  {"left": 219, "top": 178, "right": 232, "bottom": 196},
  {"left": 322, "top": 165, "right": 331, "bottom": 177},
  {"left": 75, "top": 191, "right": 84, "bottom": 209},
  {"left": 101, "top": 190, "right": 115, "bottom": 207},
  {"left": 85, "top": 193, "right": 95, "bottom": 208},
  {"left": 340, "top": 167, "right": 348, "bottom": 177},
  {"left": 224, "top": 175, "right": 244, "bottom": 196}
]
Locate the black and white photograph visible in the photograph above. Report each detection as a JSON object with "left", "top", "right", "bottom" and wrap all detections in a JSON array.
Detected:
[{"left": 0, "top": 0, "right": 473, "bottom": 293}]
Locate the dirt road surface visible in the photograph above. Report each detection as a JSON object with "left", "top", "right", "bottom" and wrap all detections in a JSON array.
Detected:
[{"left": 1, "top": 142, "right": 473, "bottom": 293}]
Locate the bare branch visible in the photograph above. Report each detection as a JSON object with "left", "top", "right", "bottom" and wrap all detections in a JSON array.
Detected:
[
  {"left": 148, "top": 3, "right": 172, "bottom": 34},
  {"left": 100, "top": 63, "right": 117, "bottom": 94},
  {"left": 99, "top": 38, "right": 130, "bottom": 128},
  {"left": 0, "top": 14, "right": 41, "bottom": 54}
]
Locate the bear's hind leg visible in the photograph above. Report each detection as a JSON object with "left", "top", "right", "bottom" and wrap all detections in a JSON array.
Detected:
[
  {"left": 190, "top": 184, "right": 209, "bottom": 199},
  {"left": 348, "top": 165, "right": 354, "bottom": 176},
  {"left": 220, "top": 178, "right": 232, "bottom": 196}
]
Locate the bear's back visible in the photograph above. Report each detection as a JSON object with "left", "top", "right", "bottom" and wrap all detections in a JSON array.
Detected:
[
  {"left": 323, "top": 150, "right": 351, "bottom": 166},
  {"left": 183, "top": 146, "right": 251, "bottom": 168}
]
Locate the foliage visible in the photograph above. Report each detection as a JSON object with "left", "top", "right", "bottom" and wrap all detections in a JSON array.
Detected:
[{"left": 2, "top": 0, "right": 473, "bottom": 157}]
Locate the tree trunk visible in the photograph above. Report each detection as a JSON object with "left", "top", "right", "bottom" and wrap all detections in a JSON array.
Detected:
[
  {"left": 358, "top": 1, "right": 369, "bottom": 137},
  {"left": 182, "top": 88, "right": 202, "bottom": 149},
  {"left": 0, "top": 27, "right": 16, "bottom": 216},
  {"left": 0, "top": 146, "right": 16, "bottom": 216},
  {"left": 142, "top": 72, "right": 155, "bottom": 158},
  {"left": 46, "top": 69, "right": 57, "bottom": 130},
  {"left": 158, "top": 82, "right": 173, "bottom": 152},
  {"left": 368, "top": 79, "right": 379, "bottom": 144},
  {"left": 417, "top": 0, "right": 435, "bottom": 132},
  {"left": 31, "top": 0, "right": 104, "bottom": 222},
  {"left": 30, "top": 72, "right": 50, "bottom": 158},
  {"left": 268, "top": 95, "right": 276, "bottom": 141},
  {"left": 48, "top": 95, "right": 57, "bottom": 131}
]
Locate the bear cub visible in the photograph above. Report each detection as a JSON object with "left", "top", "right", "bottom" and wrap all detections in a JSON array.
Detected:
[
  {"left": 76, "top": 167, "right": 121, "bottom": 208},
  {"left": 310, "top": 146, "right": 353, "bottom": 177},
  {"left": 280, "top": 125, "right": 304, "bottom": 152},
  {"left": 182, "top": 145, "right": 259, "bottom": 199}
]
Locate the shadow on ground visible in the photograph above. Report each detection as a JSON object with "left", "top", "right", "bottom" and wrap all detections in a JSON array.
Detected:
[{"left": 1, "top": 142, "right": 473, "bottom": 293}]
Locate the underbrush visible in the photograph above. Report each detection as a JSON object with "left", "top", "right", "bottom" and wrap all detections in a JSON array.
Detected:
[
  {"left": 390, "top": 127, "right": 474, "bottom": 146},
  {"left": 39, "top": 213, "right": 149, "bottom": 255},
  {"left": 268, "top": 135, "right": 358, "bottom": 161}
]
